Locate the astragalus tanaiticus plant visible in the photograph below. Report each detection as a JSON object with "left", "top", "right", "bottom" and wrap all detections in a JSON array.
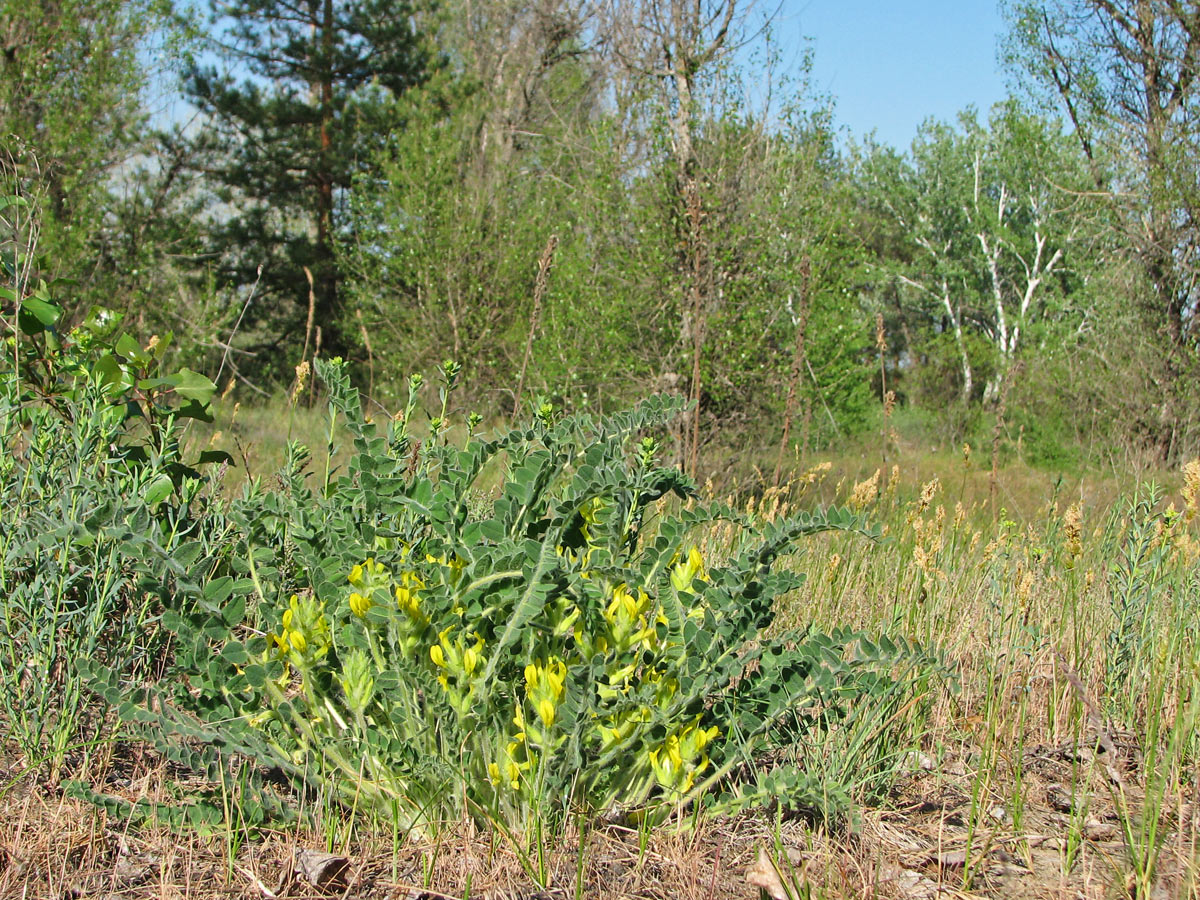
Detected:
[{"left": 80, "top": 358, "right": 934, "bottom": 841}]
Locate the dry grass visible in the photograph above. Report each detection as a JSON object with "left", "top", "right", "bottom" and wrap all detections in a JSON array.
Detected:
[
  {"left": 4, "top": 753, "right": 1193, "bottom": 898},
  {"left": 0, "top": 760, "right": 787, "bottom": 899}
]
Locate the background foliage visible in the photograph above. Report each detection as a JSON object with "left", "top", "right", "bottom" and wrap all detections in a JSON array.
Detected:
[{"left": 6, "top": 0, "right": 1199, "bottom": 469}]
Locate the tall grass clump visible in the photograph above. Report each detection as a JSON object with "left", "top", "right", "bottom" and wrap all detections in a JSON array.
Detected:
[{"left": 765, "top": 454, "right": 1200, "bottom": 895}]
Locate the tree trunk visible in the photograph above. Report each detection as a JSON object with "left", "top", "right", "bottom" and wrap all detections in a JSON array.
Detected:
[
  {"left": 314, "top": 0, "right": 341, "bottom": 355},
  {"left": 940, "top": 280, "right": 973, "bottom": 403},
  {"left": 774, "top": 257, "right": 811, "bottom": 486}
]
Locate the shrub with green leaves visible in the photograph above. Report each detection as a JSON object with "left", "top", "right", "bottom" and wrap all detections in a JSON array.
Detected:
[
  {"left": 80, "top": 358, "right": 933, "bottom": 834},
  {"left": 1, "top": 234, "right": 230, "bottom": 772}
]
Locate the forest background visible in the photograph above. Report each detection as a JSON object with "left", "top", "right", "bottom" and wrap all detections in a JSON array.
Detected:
[{"left": 4, "top": 0, "right": 1200, "bottom": 479}]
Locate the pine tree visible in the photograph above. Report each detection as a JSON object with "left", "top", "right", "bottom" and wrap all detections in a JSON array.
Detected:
[{"left": 186, "top": 0, "right": 434, "bottom": 366}]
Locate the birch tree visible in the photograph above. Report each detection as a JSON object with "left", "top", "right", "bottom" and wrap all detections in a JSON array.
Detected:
[
  {"left": 861, "top": 102, "right": 1089, "bottom": 404},
  {"left": 1007, "top": 0, "right": 1200, "bottom": 355}
]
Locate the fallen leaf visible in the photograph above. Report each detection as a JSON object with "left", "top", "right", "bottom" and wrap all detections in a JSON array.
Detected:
[
  {"left": 746, "top": 846, "right": 791, "bottom": 900},
  {"left": 295, "top": 847, "right": 350, "bottom": 889},
  {"left": 923, "top": 849, "right": 968, "bottom": 869}
]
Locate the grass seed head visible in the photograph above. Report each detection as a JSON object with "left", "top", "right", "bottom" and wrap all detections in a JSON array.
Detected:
[
  {"left": 849, "top": 469, "right": 880, "bottom": 510},
  {"left": 1064, "top": 501, "right": 1083, "bottom": 559},
  {"left": 1183, "top": 457, "right": 1200, "bottom": 522}
]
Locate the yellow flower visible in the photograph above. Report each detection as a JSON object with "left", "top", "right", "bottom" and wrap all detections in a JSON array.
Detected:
[
  {"left": 487, "top": 732, "right": 532, "bottom": 791},
  {"left": 524, "top": 657, "right": 568, "bottom": 730},
  {"left": 426, "top": 552, "right": 467, "bottom": 585},
  {"left": 462, "top": 638, "right": 482, "bottom": 676},
  {"left": 348, "top": 591, "right": 371, "bottom": 618},
  {"left": 394, "top": 574, "right": 424, "bottom": 619},
  {"left": 349, "top": 557, "right": 387, "bottom": 588},
  {"left": 670, "top": 547, "right": 707, "bottom": 592},
  {"left": 274, "top": 594, "right": 330, "bottom": 665},
  {"left": 604, "top": 583, "right": 653, "bottom": 647},
  {"left": 649, "top": 718, "right": 720, "bottom": 794}
]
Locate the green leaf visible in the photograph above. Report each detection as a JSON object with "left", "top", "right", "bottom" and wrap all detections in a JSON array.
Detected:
[
  {"left": 173, "top": 541, "right": 204, "bottom": 568},
  {"left": 152, "top": 331, "right": 173, "bottom": 360},
  {"left": 221, "top": 642, "right": 250, "bottom": 666},
  {"left": 203, "top": 577, "right": 235, "bottom": 605},
  {"left": 175, "top": 398, "right": 214, "bottom": 422},
  {"left": 243, "top": 664, "right": 268, "bottom": 689},
  {"left": 223, "top": 594, "right": 246, "bottom": 626},
  {"left": 474, "top": 534, "right": 560, "bottom": 704},
  {"left": 94, "top": 353, "right": 125, "bottom": 388},
  {"left": 18, "top": 295, "right": 61, "bottom": 334},
  {"left": 80, "top": 306, "right": 123, "bottom": 338},
  {"left": 142, "top": 473, "right": 174, "bottom": 505},
  {"left": 171, "top": 368, "right": 218, "bottom": 403},
  {"left": 197, "top": 449, "right": 234, "bottom": 466},
  {"left": 114, "top": 332, "right": 150, "bottom": 366}
]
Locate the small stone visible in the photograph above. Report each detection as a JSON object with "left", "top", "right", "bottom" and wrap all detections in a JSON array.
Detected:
[
  {"left": 1084, "top": 820, "right": 1118, "bottom": 842},
  {"left": 903, "top": 750, "right": 936, "bottom": 771},
  {"left": 1046, "top": 784, "right": 1083, "bottom": 813}
]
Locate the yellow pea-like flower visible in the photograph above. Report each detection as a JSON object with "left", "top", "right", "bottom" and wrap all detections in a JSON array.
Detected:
[
  {"left": 545, "top": 659, "right": 566, "bottom": 694},
  {"left": 671, "top": 546, "right": 707, "bottom": 592},
  {"left": 348, "top": 591, "right": 371, "bottom": 618},
  {"left": 395, "top": 585, "right": 420, "bottom": 615}
]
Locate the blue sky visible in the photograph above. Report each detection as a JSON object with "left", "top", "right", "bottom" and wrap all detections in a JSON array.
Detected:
[
  {"left": 778, "top": 1, "right": 1011, "bottom": 149},
  {"left": 152, "top": 2, "right": 1015, "bottom": 151}
]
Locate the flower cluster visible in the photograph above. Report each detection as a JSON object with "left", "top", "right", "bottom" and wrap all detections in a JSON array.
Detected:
[
  {"left": 649, "top": 718, "right": 720, "bottom": 795},
  {"left": 320, "top": 540, "right": 726, "bottom": 806},
  {"left": 270, "top": 593, "right": 330, "bottom": 670},
  {"left": 430, "top": 626, "right": 487, "bottom": 715}
]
